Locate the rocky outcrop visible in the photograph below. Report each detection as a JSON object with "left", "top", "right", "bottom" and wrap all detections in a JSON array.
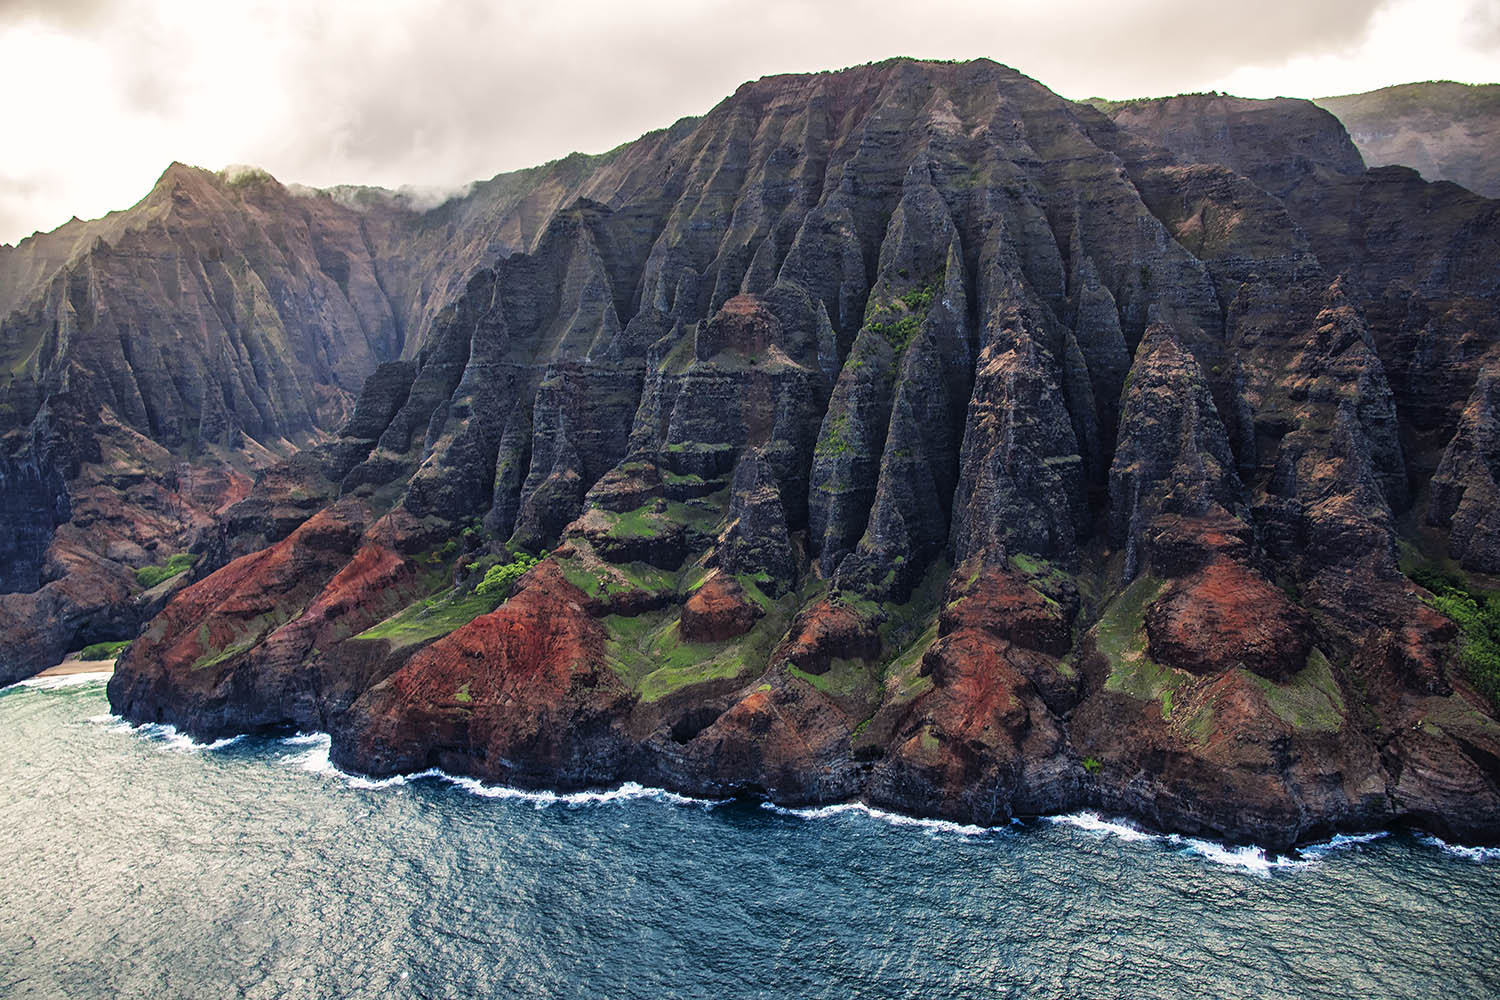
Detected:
[
  {"left": 1108, "top": 325, "right": 1243, "bottom": 579},
  {"left": 680, "top": 573, "right": 761, "bottom": 642},
  {"left": 68, "top": 58, "right": 1500, "bottom": 848}
]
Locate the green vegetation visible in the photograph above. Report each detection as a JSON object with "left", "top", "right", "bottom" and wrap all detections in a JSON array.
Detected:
[
  {"left": 1095, "top": 574, "right": 1188, "bottom": 715},
  {"left": 603, "top": 612, "right": 769, "bottom": 704},
  {"left": 601, "top": 499, "right": 725, "bottom": 543},
  {"left": 1082, "top": 757, "right": 1103, "bottom": 774},
  {"left": 818, "top": 415, "right": 853, "bottom": 456},
  {"left": 78, "top": 640, "right": 130, "bottom": 661},
  {"left": 1182, "top": 696, "right": 1218, "bottom": 743},
  {"left": 353, "top": 588, "right": 501, "bottom": 648},
  {"left": 453, "top": 683, "right": 473, "bottom": 705},
  {"left": 1241, "top": 649, "right": 1345, "bottom": 733},
  {"left": 195, "top": 638, "right": 259, "bottom": 671},
  {"left": 790, "top": 657, "right": 882, "bottom": 702},
  {"left": 558, "top": 555, "right": 676, "bottom": 601},
  {"left": 864, "top": 281, "right": 939, "bottom": 353},
  {"left": 1411, "top": 568, "right": 1500, "bottom": 713},
  {"left": 597, "top": 567, "right": 804, "bottom": 704},
  {"left": 136, "top": 553, "right": 196, "bottom": 589},
  {"left": 476, "top": 551, "right": 542, "bottom": 599},
  {"left": 191, "top": 607, "right": 298, "bottom": 670}
]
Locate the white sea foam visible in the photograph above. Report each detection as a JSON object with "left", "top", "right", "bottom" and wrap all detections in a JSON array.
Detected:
[
  {"left": 760, "top": 800, "right": 992, "bottom": 837},
  {"left": 275, "top": 732, "right": 719, "bottom": 808},
  {"left": 120, "top": 720, "right": 244, "bottom": 752},
  {"left": 1047, "top": 811, "right": 1328, "bottom": 874},
  {"left": 1166, "top": 835, "right": 1313, "bottom": 874},
  {"left": 1417, "top": 833, "right": 1500, "bottom": 862},
  {"left": 4, "top": 670, "right": 113, "bottom": 692},
  {"left": 1298, "top": 831, "right": 1390, "bottom": 858},
  {"left": 441, "top": 775, "right": 713, "bottom": 808},
  {"left": 279, "top": 733, "right": 337, "bottom": 775},
  {"left": 1045, "top": 811, "right": 1158, "bottom": 843}
]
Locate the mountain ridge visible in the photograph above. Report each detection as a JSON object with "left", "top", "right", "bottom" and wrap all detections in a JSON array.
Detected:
[{"left": 2, "top": 58, "right": 1497, "bottom": 848}]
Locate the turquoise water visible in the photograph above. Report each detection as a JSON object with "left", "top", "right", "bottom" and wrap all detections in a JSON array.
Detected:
[{"left": 3, "top": 675, "right": 1498, "bottom": 999}]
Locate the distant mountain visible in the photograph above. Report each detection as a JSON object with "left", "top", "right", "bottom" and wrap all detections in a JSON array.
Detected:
[
  {"left": 4, "top": 58, "right": 1498, "bottom": 849},
  {"left": 1316, "top": 81, "right": 1500, "bottom": 198}
]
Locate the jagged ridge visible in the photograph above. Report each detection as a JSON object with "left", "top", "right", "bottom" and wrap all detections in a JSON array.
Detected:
[{"left": 55, "top": 58, "right": 1500, "bottom": 848}]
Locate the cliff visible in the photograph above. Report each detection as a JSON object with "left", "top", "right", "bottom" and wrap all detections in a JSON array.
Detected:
[{"left": 8, "top": 57, "right": 1494, "bottom": 849}]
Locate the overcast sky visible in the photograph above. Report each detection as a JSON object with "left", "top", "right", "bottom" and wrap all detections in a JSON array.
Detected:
[{"left": 1, "top": 0, "right": 1497, "bottom": 246}]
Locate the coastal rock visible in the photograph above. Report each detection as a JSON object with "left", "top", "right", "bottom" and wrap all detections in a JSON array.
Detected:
[{"left": 84, "top": 59, "right": 1500, "bottom": 848}]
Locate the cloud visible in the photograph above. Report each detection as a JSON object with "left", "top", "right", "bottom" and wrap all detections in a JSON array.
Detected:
[
  {"left": 0, "top": 0, "right": 1495, "bottom": 245},
  {"left": 0, "top": 0, "right": 113, "bottom": 28}
]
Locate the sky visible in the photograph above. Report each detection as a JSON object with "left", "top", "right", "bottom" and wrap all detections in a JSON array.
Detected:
[{"left": 1, "top": 0, "right": 1497, "bottom": 246}]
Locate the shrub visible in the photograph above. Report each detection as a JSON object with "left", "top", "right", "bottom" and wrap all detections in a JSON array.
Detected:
[
  {"left": 78, "top": 639, "right": 130, "bottom": 661},
  {"left": 136, "top": 553, "right": 196, "bottom": 589},
  {"left": 1415, "top": 571, "right": 1500, "bottom": 713},
  {"left": 475, "top": 552, "right": 541, "bottom": 600}
]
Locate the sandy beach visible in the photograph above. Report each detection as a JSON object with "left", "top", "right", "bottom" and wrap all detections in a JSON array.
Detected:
[{"left": 34, "top": 656, "right": 117, "bottom": 680}]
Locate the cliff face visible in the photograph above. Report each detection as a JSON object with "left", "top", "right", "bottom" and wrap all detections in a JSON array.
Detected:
[{"left": 42, "top": 58, "right": 1500, "bottom": 847}]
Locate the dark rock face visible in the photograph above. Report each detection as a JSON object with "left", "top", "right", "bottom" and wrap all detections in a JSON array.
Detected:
[
  {"left": 41, "top": 57, "right": 1500, "bottom": 848},
  {"left": 1428, "top": 362, "right": 1500, "bottom": 573},
  {"left": 0, "top": 441, "right": 70, "bottom": 594},
  {"left": 1108, "top": 325, "right": 1243, "bottom": 579}
]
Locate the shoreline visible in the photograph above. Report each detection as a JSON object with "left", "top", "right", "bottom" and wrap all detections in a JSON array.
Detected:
[{"left": 107, "top": 719, "right": 1500, "bottom": 866}]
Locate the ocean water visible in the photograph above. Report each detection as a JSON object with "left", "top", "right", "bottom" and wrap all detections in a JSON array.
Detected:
[{"left": 2, "top": 677, "right": 1498, "bottom": 999}]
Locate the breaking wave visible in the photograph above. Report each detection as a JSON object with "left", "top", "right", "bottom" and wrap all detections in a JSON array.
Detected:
[
  {"left": 759, "top": 800, "right": 994, "bottom": 837},
  {"left": 107, "top": 719, "right": 1500, "bottom": 868},
  {"left": 1417, "top": 833, "right": 1500, "bottom": 862},
  {"left": 1046, "top": 812, "right": 1398, "bottom": 875},
  {"left": 274, "top": 732, "right": 718, "bottom": 809},
  {"left": 112, "top": 717, "right": 244, "bottom": 752}
]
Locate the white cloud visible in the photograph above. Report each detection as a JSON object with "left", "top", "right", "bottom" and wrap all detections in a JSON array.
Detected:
[
  {"left": 1215, "top": 0, "right": 1500, "bottom": 97},
  {"left": 0, "top": 0, "right": 1495, "bottom": 245}
]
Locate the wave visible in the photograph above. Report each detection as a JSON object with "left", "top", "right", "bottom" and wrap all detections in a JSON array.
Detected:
[
  {"left": 759, "top": 801, "right": 994, "bottom": 837},
  {"left": 1417, "top": 833, "right": 1500, "bottom": 862},
  {"left": 3, "top": 670, "right": 113, "bottom": 692},
  {"left": 1045, "top": 812, "right": 1399, "bottom": 875},
  {"left": 274, "top": 732, "right": 719, "bottom": 808},
  {"left": 1298, "top": 831, "right": 1390, "bottom": 858},
  {"left": 1044, "top": 811, "right": 1159, "bottom": 844},
  {"left": 111, "top": 717, "right": 244, "bottom": 752}
]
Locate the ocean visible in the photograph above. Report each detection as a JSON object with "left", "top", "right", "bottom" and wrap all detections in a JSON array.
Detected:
[{"left": 2, "top": 674, "right": 1497, "bottom": 999}]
